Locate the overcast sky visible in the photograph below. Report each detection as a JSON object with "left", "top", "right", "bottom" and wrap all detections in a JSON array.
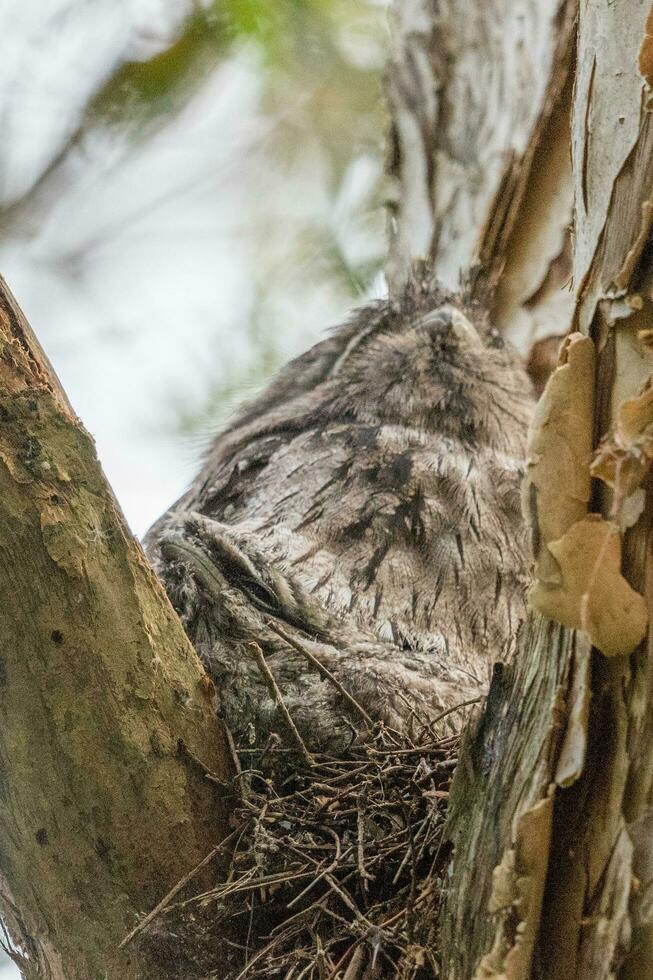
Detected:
[{"left": 1, "top": 0, "right": 387, "bottom": 539}]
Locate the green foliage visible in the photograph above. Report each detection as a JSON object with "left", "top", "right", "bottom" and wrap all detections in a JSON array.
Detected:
[
  {"left": 3, "top": 0, "right": 387, "bottom": 453},
  {"left": 91, "top": 0, "right": 385, "bottom": 135},
  {"left": 91, "top": 6, "right": 227, "bottom": 124},
  {"left": 223, "top": 0, "right": 332, "bottom": 55},
  {"left": 157, "top": 0, "right": 388, "bottom": 439}
]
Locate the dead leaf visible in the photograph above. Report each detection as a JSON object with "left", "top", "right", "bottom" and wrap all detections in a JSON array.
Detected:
[
  {"left": 591, "top": 375, "right": 653, "bottom": 507},
  {"left": 529, "top": 515, "right": 648, "bottom": 656},
  {"left": 523, "top": 332, "right": 595, "bottom": 586}
]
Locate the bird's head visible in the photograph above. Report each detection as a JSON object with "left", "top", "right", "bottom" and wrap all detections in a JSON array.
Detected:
[
  {"left": 152, "top": 511, "right": 472, "bottom": 754},
  {"left": 153, "top": 511, "right": 374, "bottom": 753},
  {"left": 156, "top": 511, "right": 332, "bottom": 642}
]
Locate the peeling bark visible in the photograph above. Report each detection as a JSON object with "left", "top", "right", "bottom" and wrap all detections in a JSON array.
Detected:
[
  {"left": 386, "top": 0, "right": 577, "bottom": 325},
  {"left": 441, "top": 617, "right": 585, "bottom": 979},
  {"left": 540, "top": 3, "right": 653, "bottom": 974},
  {"left": 433, "top": 2, "right": 653, "bottom": 977},
  {"left": 0, "top": 279, "right": 234, "bottom": 979}
]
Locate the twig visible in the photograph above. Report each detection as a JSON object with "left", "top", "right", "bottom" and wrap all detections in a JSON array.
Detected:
[
  {"left": 326, "top": 940, "right": 364, "bottom": 980},
  {"left": 324, "top": 875, "right": 368, "bottom": 924},
  {"left": 248, "top": 641, "right": 314, "bottom": 767},
  {"left": 426, "top": 696, "right": 481, "bottom": 730},
  {"left": 266, "top": 621, "right": 374, "bottom": 727},
  {"left": 148, "top": 703, "right": 459, "bottom": 977},
  {"left": 119, "top": 828, "right": 239, "bottom": 948},
  {"left": 258, "top": 731, "right": 282, "bottom": 768},
  {"left": 177, "top": 738, "right": 235, "bottom": 791},
  {"left": 342, "top": 944, "right": 365, "bottom": 980},
  {"left": 233, "top": 933, "right": 288, "bottom": 980},
  {"left": 356, "top": 795, "right": 374, "bottom": 891},
  {"left": 286, "top": 846, "right": 353, "bottom": 909}
]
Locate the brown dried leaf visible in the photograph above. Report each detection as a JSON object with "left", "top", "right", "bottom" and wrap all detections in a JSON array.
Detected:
[
  {"left": 529, "top": 515, "right": 648, "bottom": 657},
  {"left": 591, "top": 375, "right": 653, "bottom": 504},
  {"left": 523, "top": 332, "right": 595, "bottom": 586}
]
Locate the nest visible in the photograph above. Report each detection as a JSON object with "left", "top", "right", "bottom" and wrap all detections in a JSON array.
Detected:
[{"left": 129, "top": 706, "right": 465, "bottom": 980}]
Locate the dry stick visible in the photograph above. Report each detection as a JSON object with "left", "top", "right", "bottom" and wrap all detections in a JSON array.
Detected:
[
  {"left": 177, "top": 737, "right": 235, "bottom": 791},
  {"left": 367, "top": 697, "right": 479, "bottom": 756},
  {"left": 312, "top": 765, "right": 370, "bottom": 787},
  {"left": 271, "top": 891, "right": 331, "bottom": 935},
  {"left": 248, "top": 641, "right": 314, "bottom": 767},
  {"left": 286, "top": 846, "right": 354, "bottom": 910},
  {"left": 208, "top": 869, "right": 316, "bottom": 900},
  {"left": 326, "top": 940, "right": 365, "bottom": 980},
  {"left": 119, "top": 827, "right": 240, "bottom": 948},
  {"left": 265, "top": 621, "right": 374, "bottom": 727},
  {"left": 187, "top": 696, "right": 451, "bottom": 976},
  {"left": 425, "top": 695, "right": 481, "bottom": 730},
  {"left": 391, "top": 820, "right": 421, "bottom": 887},
  {"left": 233, "top": 933, "right": 284, "bottom": 980},
  {"left": 165, "top": 864, "right": 256, "bottom": 915},
  {"left": 324, "top": 874, "right": 369, "bottom": 925},
  {"left": 342, "top": 944, "right": 366, "bottom": 980},
  {"left": 393, "top": 691, "right": 425, "bottom": 746},
  {"left": 356, "top": 796, "right": 374, "bottom": 888}
]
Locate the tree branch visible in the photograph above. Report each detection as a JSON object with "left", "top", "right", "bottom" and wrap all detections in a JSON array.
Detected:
[{"left": 0, "top": 278, "right": 234, "bottom": 979}]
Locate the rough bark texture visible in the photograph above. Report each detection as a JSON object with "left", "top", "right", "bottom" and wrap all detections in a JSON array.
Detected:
[
  {"left": 385, "top": 1, "right": 653, "bottom": 977},
  {"left": 386, "top": 0, "right": 577, "bottom": 345},
  {"left": 442, "top": 620, "right": 587, "bottom": 979},
  {"left": 0, "top": 278, "right": 234, "bottom": 979},
  {"left": 540, "top": 4, "right": 653, "bottom": 976}
]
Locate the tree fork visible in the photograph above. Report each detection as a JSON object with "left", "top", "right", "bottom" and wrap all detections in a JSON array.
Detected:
[{"left": 0, "top": 278, "right": 234, "bottom": 979}]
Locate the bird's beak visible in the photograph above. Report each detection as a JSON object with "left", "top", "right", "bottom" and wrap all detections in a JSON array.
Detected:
[
  {"left": 159, "top": 532, "right": 225, "bottom": 601},
  {"left": 420, "top": 306, "right": 484, "bottom": 349}
]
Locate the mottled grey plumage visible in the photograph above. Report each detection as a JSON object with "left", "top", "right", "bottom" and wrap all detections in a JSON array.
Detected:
[{"left": 147, "top": 276, "right": 532, "bottom": 754}]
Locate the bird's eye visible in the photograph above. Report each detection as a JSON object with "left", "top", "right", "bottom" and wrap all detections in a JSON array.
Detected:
[{"left": 241, "top": 578, "right": 280, "bottom": 614}]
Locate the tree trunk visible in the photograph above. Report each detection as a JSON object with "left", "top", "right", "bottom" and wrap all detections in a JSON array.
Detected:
[
  {"left": 0, "top": 278, "right": 234, "bottom": 979},
  {"left": 386, "top": 0, "right": 653, "bottom": 976}
]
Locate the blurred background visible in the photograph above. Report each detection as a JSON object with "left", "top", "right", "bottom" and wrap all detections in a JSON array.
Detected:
[{"left": 0, "top": 0, "right": 388, "bottom": 974}]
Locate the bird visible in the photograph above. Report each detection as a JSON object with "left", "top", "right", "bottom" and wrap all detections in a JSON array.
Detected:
[{"left": 146, "top": 273, "right": 533, "bottom": 756}]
